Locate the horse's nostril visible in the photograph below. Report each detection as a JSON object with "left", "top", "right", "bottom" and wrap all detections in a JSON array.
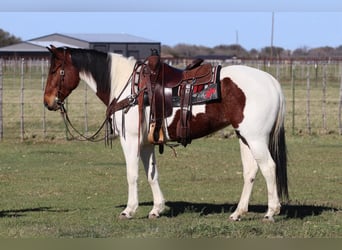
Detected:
[{"left": 44, "top": 101, "right": 55, "bottom": 111}]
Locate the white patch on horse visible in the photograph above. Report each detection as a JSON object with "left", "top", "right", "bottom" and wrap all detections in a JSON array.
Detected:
[
  {"left": 108, "top": 53, "right": 137, "bottom": 102},
  {"left": 192, "top": 104, "right": 206, "bottom": 117},
  {"left": 220, "top": 65, "right": 282, "bottom": 135},
  {"left": 79, "top": 71, "right": 97, "bottom": 93}
]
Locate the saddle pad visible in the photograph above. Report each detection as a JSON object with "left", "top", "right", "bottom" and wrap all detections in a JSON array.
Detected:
[{"left": 172, "top": 82, "right": 221, "bottom": 107}]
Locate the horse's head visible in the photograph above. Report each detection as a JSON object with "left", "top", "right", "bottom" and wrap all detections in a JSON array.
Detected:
[{"left": 43, "top": 45, "right": 80, "bottom": 111}]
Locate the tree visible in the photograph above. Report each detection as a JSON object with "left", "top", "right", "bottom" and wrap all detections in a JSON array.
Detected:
[
  {"left": 161, "top": 45, "right": 176, "bottom": 57},
  {"left": 259, "top": 46, "right": 284, "bottom": 58},
  {"left": 212, "top": 44, "right": 248, "bottom": 58},
  {"left": 292, "top": 46, "right": 310, "bottom": 58},
  {"left": 308, "top": 46, "right": 335, "bottom": 58},
  {"left": 334, "top": 45, "right": 342, "bottom": 57},
  {"left": 161, "top": 43, "right": 342, "bottom": 60},
  {"left": 0, "top": 29, "right": 21, "bottom": 47},
  {"left": 249, "top": 48, "right": 259, "bottom": 59}
]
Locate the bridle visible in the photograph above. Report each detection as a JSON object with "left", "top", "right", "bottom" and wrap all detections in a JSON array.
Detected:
[
  {"left": 50, "top": 50, "right": 179, "bottom": 154},
  {"left": 51, "top": 48, "right": 144, "bottom": 145},
  {"left": 52, "top": 47, "right": 110, "bottom": 143},
  {"left": 55, "top": 47, "right": 67, "bottom": 108}
]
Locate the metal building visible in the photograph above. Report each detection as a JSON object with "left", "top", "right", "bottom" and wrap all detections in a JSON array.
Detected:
[{"left": 0, "top": 33, "right": 161, "bottom": 60}]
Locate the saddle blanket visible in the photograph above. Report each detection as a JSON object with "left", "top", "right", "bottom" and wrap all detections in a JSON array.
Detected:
[{"left": 172, "top": 82, "right": 221, "bottom": 107}]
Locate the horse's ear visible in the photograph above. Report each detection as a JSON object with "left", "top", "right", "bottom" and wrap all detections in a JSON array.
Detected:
[{"left": 46, "top": 45, "right": 57, "bottom": 53}]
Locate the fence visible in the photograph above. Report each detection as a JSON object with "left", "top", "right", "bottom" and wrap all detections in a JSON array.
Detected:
[
  {"left": 0, "top": 58, "right": 107, "bottom": 142},
  {"left": 243, "top": 59, "right": 342, "bottom": 136},
  {"left": 0, "top": 58, "right": 342, "bottom": 141}
]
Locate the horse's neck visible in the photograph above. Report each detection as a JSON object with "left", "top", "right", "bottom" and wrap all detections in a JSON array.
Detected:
[
  {"left": 108, "top": 53, "right": 137, "bottom": 102},
  {"left": 77, "top": 52, "right": 136, "bottom": 105},
  {"left": 79, "top": 71, "right": 98, "bottom": 93}
]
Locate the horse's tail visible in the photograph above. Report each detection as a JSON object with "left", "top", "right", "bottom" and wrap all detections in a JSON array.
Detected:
[{"left": 269, "top": 92, "right": 289, "bottom": 202}]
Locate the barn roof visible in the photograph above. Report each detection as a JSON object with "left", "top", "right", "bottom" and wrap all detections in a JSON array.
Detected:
[
  {"left": 0, "top": 33, "right": 160, "bottom": 57},
  {"left": 29, "top": 33, "right": 158, "bottom": 44},
  {"left": 0, "top": 41, "right": 78, "bottom": 52},
  {"left": 60, "top": 33, "right": 158, "bottom": 43},
  {"left": 29, "top": 41, "right": 79, "bottom": 48}
]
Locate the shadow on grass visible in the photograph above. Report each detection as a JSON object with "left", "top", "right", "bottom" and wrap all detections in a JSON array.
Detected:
[
  {"left": 130, "top": 201, "right": 339, "bottom": 219},
  {"left": 0, "top": 207, "right": 70, "bottom": 218}
]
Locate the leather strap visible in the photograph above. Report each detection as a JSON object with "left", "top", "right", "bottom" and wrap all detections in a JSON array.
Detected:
[{"left": 177, "top": 80, "right": 194, "bottom": 146}]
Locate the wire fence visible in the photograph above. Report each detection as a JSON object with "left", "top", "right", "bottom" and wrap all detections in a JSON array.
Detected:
[{"left": 0, "top": 58, "right": 342, "bottom": 141}]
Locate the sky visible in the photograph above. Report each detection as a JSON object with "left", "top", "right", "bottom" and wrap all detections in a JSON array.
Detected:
[{"left": 1, "top": 0, "right": 342, "bottom": 51}]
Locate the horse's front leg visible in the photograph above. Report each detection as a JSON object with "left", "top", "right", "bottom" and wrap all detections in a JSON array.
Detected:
[
  {"left": 119, "top": 136, "right": 140, "bottom": 219},
  {"left": 140, "top": 144, "right": 165, "bottom": 218}
]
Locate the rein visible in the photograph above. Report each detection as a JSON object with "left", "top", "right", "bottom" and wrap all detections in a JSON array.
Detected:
[
  {"left": 54, "top": 48, "right": 110, "bottom": 144},
  {"left": 55, "top": 53, "right": 178, "bottom": 154},
  {"left": 57, "top": 58, "right": 145, "bottom": 145},
  {"left": 59, "top": 103, "right": 110, "bottom": 143}
]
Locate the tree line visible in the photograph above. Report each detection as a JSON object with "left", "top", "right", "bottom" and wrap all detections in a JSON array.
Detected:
[
  {"left": 2, "top": 28, "right": 342, "bottom": 60},
  {"left": 161, "top": 43, "right": 342, "bottom": 59},
  {"left": 0, "top": 29, "right": 21, "bottom": 47}
]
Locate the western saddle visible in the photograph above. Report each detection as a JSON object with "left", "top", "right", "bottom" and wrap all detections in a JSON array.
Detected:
[
  {"left": 107, "top": 49, "right": 221, "bottom": 153},
  {"left": 139, "top": 49, "right": 221, "bottom": 149}
]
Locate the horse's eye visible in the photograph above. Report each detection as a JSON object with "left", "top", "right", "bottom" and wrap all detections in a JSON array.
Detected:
[{"left": 50, "top": 65, "right": 61, "bottom": 74}]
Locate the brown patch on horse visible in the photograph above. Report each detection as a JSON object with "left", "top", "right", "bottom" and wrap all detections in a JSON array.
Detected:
[
  {"left": 167, "top": 77, "right": 246, "bottom": 141},
  {"left": 69, "top": 48, "right": 111, "bottom": 105},
  {"left": 44, "top": 46, "right": 112, "bottom": 110},
  {"left": 44, "top": 47, "right": 80, "bottom": 110}
]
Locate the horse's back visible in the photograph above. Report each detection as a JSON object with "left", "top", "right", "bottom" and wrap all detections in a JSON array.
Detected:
[
  {"left": 220, "top": 65, "right": 284, "bottom": 136},
  {"left": 220, "top": 65, "right": 281, "bottom": 93}
]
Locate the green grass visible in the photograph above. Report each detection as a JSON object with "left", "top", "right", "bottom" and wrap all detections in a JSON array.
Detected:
[
  {"left": 0, "top": 136, "right": 341, "bottom": 238},
  {"left": 0, "top": 60, "right": 341, "bottom": 238}
]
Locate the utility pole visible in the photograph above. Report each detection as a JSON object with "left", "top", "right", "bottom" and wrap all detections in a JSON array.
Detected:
[
  {"left": 235, "top": 30, "right": 239, "bottom": 45},
  {"left": 270, "top": 12, "right": 274, "bottom": 58}
]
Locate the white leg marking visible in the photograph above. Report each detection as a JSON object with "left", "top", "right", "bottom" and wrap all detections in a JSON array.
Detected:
[
  {"left": 248, "top": 140, "right": 281, "bottom": 221},
  {"left": 230, "top": 139, "right": 258, "bottom": 221},
  {"left": 140, "top": 144, "right": 165, "bottom": 218},
  {"left": 119, "top": 136, "right": 140, "bottom": 219}
]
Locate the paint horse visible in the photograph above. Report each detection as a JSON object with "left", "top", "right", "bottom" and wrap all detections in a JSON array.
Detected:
[{"left": 43, "top": 45, "right": 288, "bottom": 222}]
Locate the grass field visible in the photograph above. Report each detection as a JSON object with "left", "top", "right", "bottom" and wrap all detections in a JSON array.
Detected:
[
  {"left": 0, "top": 135, "right": 341, "bottom": 238},
  {"left": 0, "top": 60, "right": 341, "bottom": 238}
]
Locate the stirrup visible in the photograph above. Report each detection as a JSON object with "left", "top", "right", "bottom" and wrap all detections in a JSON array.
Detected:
[{"left": 148, "top": 122, "right": 165, "bottom": 145}]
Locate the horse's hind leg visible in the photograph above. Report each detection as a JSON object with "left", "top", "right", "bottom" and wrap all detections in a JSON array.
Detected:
[
  {"left": 140, "top": 144, "right": 165, "bottom": 218},
  {"left": 247, "top": 139, "right": 281, "bottom": 222},
  {"left": 230, "top": 139, "right": 259, "bottom": 221}
]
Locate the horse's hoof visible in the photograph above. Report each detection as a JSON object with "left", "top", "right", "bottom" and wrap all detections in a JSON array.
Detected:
[
  {"left": 262, "top": 216, "right": 275, "bottom": 223},
  {"left": 229, "top": 215, "right": 241, "bottom": 222},
  {"left": 148, "top": 213, "right": 160, "bottom": 219},
  {"left": 118, "top": 213, "right": 131, "bottom": 220}
]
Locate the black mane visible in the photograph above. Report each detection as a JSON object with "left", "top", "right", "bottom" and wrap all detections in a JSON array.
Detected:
[{"left": 69, "top": 48, "right": 111, "bottom": 95}]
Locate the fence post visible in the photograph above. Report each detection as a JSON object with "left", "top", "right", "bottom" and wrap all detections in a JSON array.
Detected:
[
  {"left": 306, "top": 64, "right": 311, "bottom": 134},
  {"left": 339, "top": 63, "right": 342, "bottom": 135},
  {"left": 84, "top": 82, "right": 88, "bottom": 135},
  {"left": 291, "top": 62, "right": 296, "bottom": 135},
  {"left": 20, "top": 58, "right": 25, "bottom": 142},
  {"left": 41, "top": 58, "right": 47, "bottom": 138},
  {"left": 0, "top": 59, "right": 3, "bottom": 141},
  {"left": 276, "top": 61, "right": 280, "bottom": 81},
  {"left": 322, "top": 64, "right": 327, "bottom": 133},
  {"left": 315, "top": 61, "right": 318, "bottom": 87}
]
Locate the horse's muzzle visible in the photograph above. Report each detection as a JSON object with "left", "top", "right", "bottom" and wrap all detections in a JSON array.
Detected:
[{"left": 44, "top": 97, "right": 63, "bottom": 111}]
